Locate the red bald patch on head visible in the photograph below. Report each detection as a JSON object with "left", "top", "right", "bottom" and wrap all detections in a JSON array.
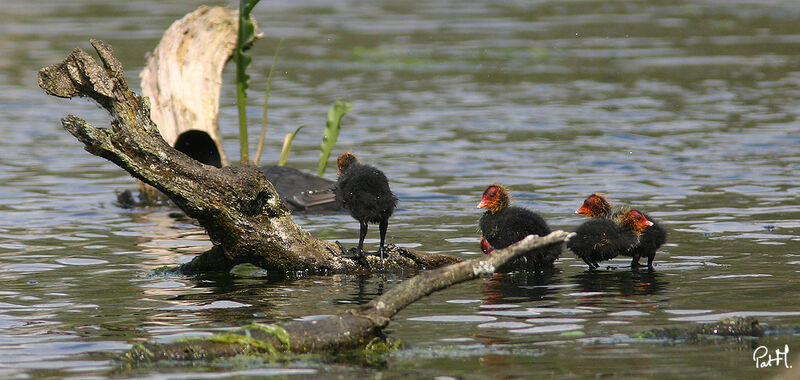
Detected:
[
  {"left": 630, "top": 210, "right": 653, "bottom": 228},
  {"left": 576, "top": 195, "right": 597, "bottom": 215},
  {"left": 477, "top": 184, "right": 509, "bottom": 213},
  {"left": 615, "top": 209, "right": 652, "bottom": 235},
  {"left": 576, "top": 193, "right": 610, "bottom": 218},
  {"left": 477, "top": 186, "right": 499, "bottom": 207},
  {"left": 337, "top": 151, "right": 358, "bottom": 175}
]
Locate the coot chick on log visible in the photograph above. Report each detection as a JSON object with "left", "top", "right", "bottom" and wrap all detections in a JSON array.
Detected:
[
  {"left": 477, "top": 184, "right": 561, "bottom": 272},
  {"left": 576, "top": 193, "right": 666, "bottom": 268},
  {"left": 259, "top": 166, "right": 339, "bottom": 211},
  {"left": 568, "top": 208, "right": 653, "bottom": 270},
  {"left": 334, "top": 152, "right": 398, "bottom": 260}
]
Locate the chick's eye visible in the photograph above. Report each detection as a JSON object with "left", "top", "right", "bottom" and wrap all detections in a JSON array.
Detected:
[{"left": 488, "top": 191, "right": 496, "bottom": 197}]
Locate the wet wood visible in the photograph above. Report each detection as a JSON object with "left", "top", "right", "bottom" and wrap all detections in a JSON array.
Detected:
[{"left": 126, "top": 231, "right": 573, "bottom": 360}]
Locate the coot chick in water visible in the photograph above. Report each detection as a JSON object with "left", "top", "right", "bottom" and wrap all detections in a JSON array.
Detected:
[
  {"left": 568, "top": 209, "right": 653, "bottom": 270},
  {"left": 576, "top": 193, "right": 666, "bottom": 268},
  {"left": 259, "top": 166, "right": 339, "bottom": 211},
  {"left": 477, "top": 184, "right": 561, "bottom": 272},
  {"left": 334, "top": 152, "right": 398, "bottom": 260}
]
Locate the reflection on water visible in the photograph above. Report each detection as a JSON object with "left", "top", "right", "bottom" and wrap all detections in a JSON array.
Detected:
[
  {"left": 335, "top": 274, "right": 386, "bottom": 305},
  {"left": 480, "top": 272, "right": 562, "bottom": 304},
  {"left": 570, "top": 269, "right": 668, "bottom": 297},
  {"left": 1, "top": 0, "right": 800, "bottom": 378}
]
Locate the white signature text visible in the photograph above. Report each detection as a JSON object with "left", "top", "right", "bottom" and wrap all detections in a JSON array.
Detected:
[{"left": 753, "top": 344, "right": 792, "bottom": 369}]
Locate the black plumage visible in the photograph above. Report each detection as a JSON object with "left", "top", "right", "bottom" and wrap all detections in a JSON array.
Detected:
[
  {"left": 628, "top": 211, "right": 667, "bottom": 268},
  {"left": 568, "top": 219, "right": 637, "bottom": 269},
  {"left": 477, "top": 184, "right": 561, "bottom": 272},
  {"left": 575, "top": 193, "right": 666, "bottom": 268},
  {"left": 334, "top": 152, "right": 397, "bottom": 260},
  {"left": 259, "top": 165, "right": 339, "bottom": 211},
  {"left": 568, "top": 209, "right": 652, "bottom": 270}
]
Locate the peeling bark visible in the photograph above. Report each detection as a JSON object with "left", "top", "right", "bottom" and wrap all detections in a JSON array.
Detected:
[{"left": 140, "top": 6, "right": 237, "bottom": 166}]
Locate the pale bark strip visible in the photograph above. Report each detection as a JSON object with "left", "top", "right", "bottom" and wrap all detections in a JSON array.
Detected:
[{"left": 140, "top": 6, "right": 245, "bottom": 165}]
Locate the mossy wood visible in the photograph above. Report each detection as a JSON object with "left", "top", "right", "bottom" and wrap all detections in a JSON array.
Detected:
[{"left": 126, "top": 231, "right": 572, "bottom": 361}]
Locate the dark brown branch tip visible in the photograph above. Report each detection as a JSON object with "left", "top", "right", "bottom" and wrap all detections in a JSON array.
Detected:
[
  {"left": 37, "top": 40, "right": 129, "bottom": 110},
  {"left": 90, "top": 39, "right": 125, "bottom": 83},
  {"left": 38, "top": 53, "right": 80, "bottom": 99}
]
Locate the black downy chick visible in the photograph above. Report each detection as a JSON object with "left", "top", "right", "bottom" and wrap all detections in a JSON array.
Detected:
[
  {"left": 576, "top": 193, "right": 666, "bottom": 267},
  {"left": 477, "top": 184, "right": 561, "bottom": 272},
  {"left": 334, "top": 152, "right": 397, "bottom": 260},
  {"left": 568, "top": 208, "right": 653, "bottom": 270}
]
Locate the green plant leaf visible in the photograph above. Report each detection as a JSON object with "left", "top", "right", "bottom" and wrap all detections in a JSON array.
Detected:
[
  {"left": 278, "top": 125, "right": 305, "bottom": 166},
  {"left": 317, "top": 101, "right": 353, "bottom": 177},
  {"left": 254, "top": 38, "right": 285, "bottom": 165},
  {"left": 235, "top": 0, "right": 261, "bottom": 164}
]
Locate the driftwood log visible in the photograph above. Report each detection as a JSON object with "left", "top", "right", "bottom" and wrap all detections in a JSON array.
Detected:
[
  {"left": 126, "top": 231, "right": 572, "bottom": 360},
  {"left": 38, "top": 39, "right": 458, "bottom": 274}
]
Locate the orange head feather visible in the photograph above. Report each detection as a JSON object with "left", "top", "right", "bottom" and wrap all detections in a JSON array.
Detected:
[{"left": 477, "top": 184, "right": 511, "bottom": 214}]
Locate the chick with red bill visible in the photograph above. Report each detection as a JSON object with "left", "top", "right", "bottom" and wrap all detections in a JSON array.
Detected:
[
  {"left": 568, "top": 208, "right": 653, "bottom": 270},
  {"left": 576, "top": 193, "right": 667, "bottom": 268},
  {"left": 477, "top": 184, "right": 561, "bottom": 272},
  {"left": 334, "top": 152, "right": 398, "bottom": 260}
]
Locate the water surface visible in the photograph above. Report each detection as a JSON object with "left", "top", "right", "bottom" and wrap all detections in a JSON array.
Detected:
[{"left": 1, "top": 0, "right": 799, "bottom": 378}]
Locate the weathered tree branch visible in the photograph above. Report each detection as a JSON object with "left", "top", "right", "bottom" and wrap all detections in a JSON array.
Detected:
[
  {"left": 39, "top": 39, "right": 458, "bottom": 274},
  {"left": 126, "top": 231, "right": 573, "bottom": 360}
]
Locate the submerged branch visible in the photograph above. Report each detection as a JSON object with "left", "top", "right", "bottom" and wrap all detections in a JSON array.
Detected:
[
  {"left": 126, "top": 231, "right": 573, "bottom": 361},
  {"left": 360, "top": 231, "right": 573, "bottom": 322}
]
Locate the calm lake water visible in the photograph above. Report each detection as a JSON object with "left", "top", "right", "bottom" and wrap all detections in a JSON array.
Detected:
[{"left": 2, "top": 0, "right": 800, "bottom": 378}]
